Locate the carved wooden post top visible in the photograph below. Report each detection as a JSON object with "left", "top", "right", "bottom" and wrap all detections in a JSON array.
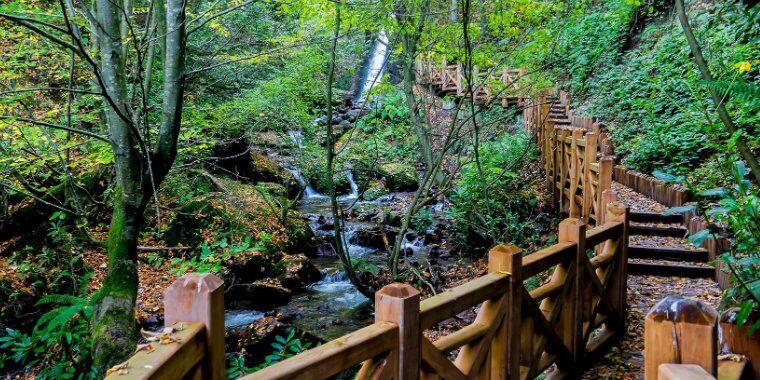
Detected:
[
  {"left": 376, "top": 282, "right": 420, "bottom": 299},
  {"left": 165, "top": 272, "right": 224, "bottom": 296}
]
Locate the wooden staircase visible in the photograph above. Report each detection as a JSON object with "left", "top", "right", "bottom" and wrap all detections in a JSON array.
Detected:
[{"left": 545, "top": 96, "right": 715, "bottom": 280}]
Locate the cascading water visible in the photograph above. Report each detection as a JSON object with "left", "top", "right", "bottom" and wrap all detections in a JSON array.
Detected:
[
  {"left": 288, "top": 130, "right": 305, "bottom": 149},
  {"left": 354, "top": 30, "right": 389, "bottom": 103},
  {"left": 286, "top": 167, "right": 327, "bottom": 200},
  {"left": 338, "top": 170, "right": 360, "bottom": 201}
]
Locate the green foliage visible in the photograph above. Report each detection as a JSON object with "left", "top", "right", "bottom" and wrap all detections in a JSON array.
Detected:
[
  {"left": 0, "top": 274, "right": 96, "bottom": 379},
  {"left": 661, "top": 161, "right": 759, "bottom": 333},
  {"left": 225, "top": 328, "right": 313, "bottom": 378},
  {"left": 447, "top": 132, "right": 542, "bottom": 255},
  {"left": 170, "top": 232, "right": 276, "bottom": 276}
]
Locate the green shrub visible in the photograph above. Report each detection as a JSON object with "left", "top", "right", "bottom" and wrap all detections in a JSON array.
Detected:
[{"left": 447, "top": 132, "right": 542, "bottom": 255}]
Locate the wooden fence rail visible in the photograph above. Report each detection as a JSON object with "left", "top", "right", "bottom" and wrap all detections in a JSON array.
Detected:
[
  {"left": 416, "top": 59, "right": 525, "bottom": 107},
  {"left": 524, "top": 95, "right": 615, "bottom": 225},
  {"left": 109, "top": 203, "right": 629, "bottom": 380}
]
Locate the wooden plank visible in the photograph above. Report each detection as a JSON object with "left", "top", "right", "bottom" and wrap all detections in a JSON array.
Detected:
[
  {"left": 420, "top": 273, "right": 507, "bottom": 329},
  {"left": 629, "top": 245, "right": 709, "bottom": 262},
  {"left": 521, "top": 242, "right": 575, "bottom": 278},
  {"left": 629, "top": 211, "right": 684, "bottom": 223},
  {"left": 628, "top": 262, "right": 714, "bottom": 278},
  {"left": 433, "top": 323, "right": 490, "bottom": 353},
  {"left": 105, "top": 322, "right": 206, "bottom": 380},
  {"left": 585, "top": 222, "right": 623, "bottom": 247},
  {"left": 658, "top": 364, "right": 716, "bottom": 380},
  {"left": 630, "top": 224, "right": 687, "bottom": 237},
  {"left": 421, "top": 337, "right": 467, "bottom": 380},
  {"left": 249, "top": 322, "right": 398, "bottom": 380}
]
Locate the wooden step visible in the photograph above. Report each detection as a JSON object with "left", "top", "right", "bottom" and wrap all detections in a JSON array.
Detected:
[
  {"left": 630, "top": 211, "right": 683, "bottom": 224},
  {"left": 630, "top": 224, "right": 687, "bottom": 237},
  {"left": 550, "top": 119, "right": 572, "bottom": 125},
  {"left": 628, "top": 261, "right": 714, "bottom": 278},
  {"left": 629, "top": 245, "right": 709, "bottom": 262}
]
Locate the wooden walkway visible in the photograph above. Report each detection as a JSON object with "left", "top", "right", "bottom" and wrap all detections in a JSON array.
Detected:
[{"left": 106, "top": 65, "right": 739, "bottom": 379}]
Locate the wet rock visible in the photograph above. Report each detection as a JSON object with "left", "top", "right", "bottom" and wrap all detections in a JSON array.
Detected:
[
  {"left": 247, "top": 152, "right": 300, "bottom": 197},
  {"left": 227, "top": 280, "right": 293, "bottom": 309},
  {"left": 350, "top": 225, "right": 397, "bottom": 249},
  {"left": 226, "top": 250, "right": 282, "bottom": 283},
  {"left": 281, "top": 254, "right": 323, "bottom": 289},
  {"left": 379, "top": 163, "right": 418, "bottom": 191}
]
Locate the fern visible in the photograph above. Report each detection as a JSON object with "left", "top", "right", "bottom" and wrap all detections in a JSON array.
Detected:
[
  {"left": 704, "top": 79, "right": 760, "bottom": 103},
  {"left": 35, "top": 293, "right": 84, "bottom": 307}
]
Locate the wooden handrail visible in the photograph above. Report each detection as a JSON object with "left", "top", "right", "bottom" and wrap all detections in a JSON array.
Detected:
[
  {"left": 104, "top": 322, "right": 206, "bottom": 380},
  {"left": 419, "top": 273, "right": 507, "bottom": 329},
  {"left": 249, "top": 322, "right": 400, "bottom": 380},
  {"left": 114, "top": 204, "right": 629, "bottom": 380}
]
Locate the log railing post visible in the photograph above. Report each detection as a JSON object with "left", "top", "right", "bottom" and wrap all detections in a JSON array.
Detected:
[
  {"left": 605, "top": 202, "right": 629, "bottom": 330},
  {"left": 644, "top": 297, "right": 718, "bottom": 379},
  {"left": 487, "top": 245, "right": 522, "bottom": 380},
  {"left": 375, "top": 283, "right": 421, "bottom": 380},
  {"left": 164, "top": 273, "right": 225, "bottom": 380},
  {"left": 569, "top": 130, "right": 584, "bottom": 218},
  {"left": 582, "top": 133, "right": 597, "bottom": 223},
  {"left": 558, "top": 218, "right": 586, "bottom": 367}
]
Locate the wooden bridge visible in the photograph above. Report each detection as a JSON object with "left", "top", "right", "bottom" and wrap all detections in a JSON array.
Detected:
[{"left": 416, "top": 59, "right": 525, "bottom": 107}]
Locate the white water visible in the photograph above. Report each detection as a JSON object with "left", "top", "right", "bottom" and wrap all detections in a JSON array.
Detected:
[
  {"left": 338, "top": 170, "right": 360, "bottom": 201},
  {"left": 309, "top": 269, "right": 368, "bottom": 308},
  {"left": 288, "top": 130, "right": 304, "bottom": 149},
  {"left": 225, "top": 309, "right": 264, "bottom": 329},
  {"left": 354, "top": 30, "right": 389, "bottom": 103},
  {"left": 286, "top": 167, "right": 328, "bottom": 200}
]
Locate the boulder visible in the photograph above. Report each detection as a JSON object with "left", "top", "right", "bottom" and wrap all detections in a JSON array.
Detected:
[
  {"left": 379, "top": 163, "right": 418, "bottom": 191},
  {"left": 281, "top": 254, "right": 322, "bottom": 288},
  {"left": 225, "top": 249, "right": 282, "bottom": 283},
  {"left": 227, "top": 280, "right": 293, "bottom": 309},
  {"left": 248, "top": 152, "right": 300, "bottom": 197},
  {"left": 350, "top": 225, "right": 397, "bottom": 249}
]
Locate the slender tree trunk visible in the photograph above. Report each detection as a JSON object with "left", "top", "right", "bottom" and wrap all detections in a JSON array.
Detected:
[
  {"left": 675, "top": 0, "right": 760, "bottom": 180},
  {"left": 91, "top": 0, "right": 144, "bottom": 369}
]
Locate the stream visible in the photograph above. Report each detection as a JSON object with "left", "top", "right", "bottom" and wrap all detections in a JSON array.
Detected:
[{"left": 223, "top": 29, "right": 401, "bottom": 339}]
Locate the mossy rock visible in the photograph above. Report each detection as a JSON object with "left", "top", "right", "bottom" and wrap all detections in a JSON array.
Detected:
[
  {"left": 280, "top": 254, "right": 322, "bottom": 288},
  {"left": 379, "top": 162, "right": 418, "bottom": 191},
  {"left": 362, "top": 180, "right": 389, "bottom": 201},
  {"left": 248, "top": 153, "right": 300, "bottom": 197}
]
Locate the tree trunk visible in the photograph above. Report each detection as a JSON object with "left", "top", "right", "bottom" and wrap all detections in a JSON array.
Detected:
[
  {"left": 675, "top": 0, "right": 760, "bottom": 180},
  {"left": 91, "top": 0, "right": 144, "bottom": 370},
  {"left": 91, "top": 189, "right": 143, "bottom": 369}
]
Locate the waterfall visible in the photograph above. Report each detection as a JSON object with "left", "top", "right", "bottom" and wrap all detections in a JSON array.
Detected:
[
  {"left": 288, "top": 130, "right": 304, "bottom": 148},
  {"left": 286, "top": 167, "right": 327, "bottom": 199},
  {"left": 354, "top": 30, "right": 389, "bottom": 103},
  {"left": 339, "top": 170, "right": 360, "bottom": 201}
]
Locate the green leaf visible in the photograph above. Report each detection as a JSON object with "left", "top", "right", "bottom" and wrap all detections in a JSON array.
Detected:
[
  {"left": 697, "top": 188, "right": 727, "bottom": 197},
  {"left": 653, "top": 170, "right": 682, "bottom": 183},
  {"left": 687, "top": 229, "right": 713, "bottom": 246},
  {"left": 664, "top": 205, "right": 695, "bottom": 216}
]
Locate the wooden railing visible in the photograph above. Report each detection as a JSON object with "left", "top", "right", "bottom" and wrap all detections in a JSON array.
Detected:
[
  {"left": 109, "top": 205, "right": 629, "bottom": 380},
  {"left": 105, "top": 273, "right": 225, "bottom": 380},
  {"left": 416, "top": 59, "right": 525, "bottom": 106},
  {"left": 250, "top": 203, "right": 629, "bottom": 379},
  {"left": 524, "top": 95, "right": 615, "bottom": 225}
]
